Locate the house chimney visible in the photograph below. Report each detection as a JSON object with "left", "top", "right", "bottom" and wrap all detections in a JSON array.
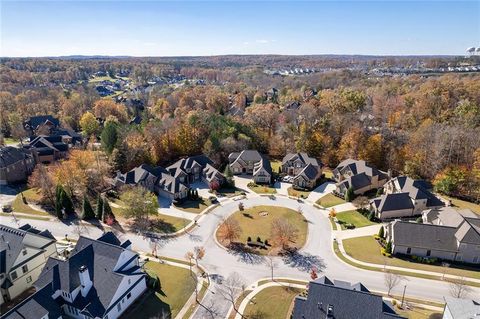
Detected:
[
  {"left": 78, "top": 265, "right": 93, "bottom": 297},
  {"left": 326, "top": 305, "right": 334, "bottom": 318}
]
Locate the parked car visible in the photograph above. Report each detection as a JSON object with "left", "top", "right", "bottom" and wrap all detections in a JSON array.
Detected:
[
  {"left": 208, "top": 196, "right": 218, "bottom": 203},
  {"left": 2, "top": 205, "right": 13, "bottom": 213}
]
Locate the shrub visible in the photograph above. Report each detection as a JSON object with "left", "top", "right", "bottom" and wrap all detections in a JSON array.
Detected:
[
  {"left": 345, "top": 223, "right": 355, "bottom": 229},
  {"left": 416, "top": 216, "right": 423, "bottom": 223},
  {"left": 247, "top": 236, "right": 252, "bottom": 242},
  {"left": 385, "top": 241, "right": 392, "bottom": 254},
  {"left": 368, "top": 212, "right": 375, "bottom": 221},
  {"left": 264, "top": 239, "right": 269, "bottom": 246},
  {"left": 256, "top": 236, "right": 262, "bottom": 243},
  {"left": 378, "top": 226, "right": 384, "bottom": 238},
  {"left": 374, "top": 235, "right": 380, "bottom": 240},
  {"left": 345, "top": 187, "right": 355, "bottom": 202},
  {"left": 238, "top": 202, "right": 244, "bottom": 211},
  {"left": 392, "top": 299, "right": 397, "bottom": 306}
]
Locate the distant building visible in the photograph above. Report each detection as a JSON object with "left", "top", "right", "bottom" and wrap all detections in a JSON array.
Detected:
[
  {"left": 23, "top": 115, "right": 60, "bottom": 137},
  {"left": 0, "top": 147, "right": 35, "bottom": 185},
  {"left": 370, "top": 176, "right": 444, "bottom": 220},
  {"left": 386, "top": 207, "right": 480, "bottom": 264},
  {"left": 0, "top": 224, "right": 57, "bottom": 305},
  {"left": 229, "top": 150, "right": 272, "bottom": 184},
  {"left": 332, "top": 159, "right": 389, "bottom": 196},
  {"left": 442, "top": 297, "right": 480, "bottom": 319},
  {"left": 292, "top": 276, "right": 405, "bottom": 319},
  {"left": 1, "top": 232, "right": 147, "bottom": 319},
  {"left": 24, "top": 135, "right": 69, "bottom": 164}
]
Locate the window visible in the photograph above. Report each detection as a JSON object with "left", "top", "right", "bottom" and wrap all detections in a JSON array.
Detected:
[
  {"left": 122, "top": 298, "right": 125, "bottom": 304},
  {"left": 426, "top": 250, "right": 431, "bottom": 257},
  {"left": 10, "top": 271, "right": 17, "bottom": 281},
  {"left": 26, "top": 276, "right": 32, "bottom": 283},
  {"left": 406, "top": 248, "right": 411, "bottom": 254},
  {"left": 22, "top": 249, "right": 27, "bottom": 256},
  {"left": 127, "top": 292, "right": 132, "bottom": 300},
  {"left": 22, "top": 265, "right": 28, "bottom": 273},
  {"left": 117, "top": 303, "right": 122, "bottom": 312},
  {"left": 128, "top": 279, "right": 131, "bottom": 285},
  {"left": 473, "top": 256, "right": 479, "bottom": 263}
]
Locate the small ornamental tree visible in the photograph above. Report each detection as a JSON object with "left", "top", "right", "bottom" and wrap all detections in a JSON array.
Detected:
[
  {"left": 209, "top": 180, "right": 220, "bottom": 192},
  {"left": 385, "top": 241, "right": 392, "bottom": 254},
  {"left": 345, "top": 186, "right": 355, "bottom": 202},
  {"left": 378, "top": 226, "right": 385, "bottom": 239},
  {"left": 310, "top": 266, "right": 318, "bottom": 281},
  {"left": 238, "top": 202, "right": 244, "bottom": 211},
  {"left": 95, "top": 194, "right": 104, "bottom": 220},
  {"left": 82, "top": 195, "right": 95, "bottom": 220},
  {"left": 329, "top": 208, "right": 337, "bottom": 218}
]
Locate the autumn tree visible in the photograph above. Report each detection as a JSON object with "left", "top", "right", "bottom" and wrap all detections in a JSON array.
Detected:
[
  {"left": 79, "top": 111, "right": 99, "bottom": 136},
  {"left": 270, "top": 218, "right": 299, "bottom": 250},
  {"left": 93, "top": 99, "right": 128, "bottom": 123},
  {"left": 120, "top": 186, "right": 159, "bottom": 226},
  {"left": 218, "top": 218, "right": 242, "bottom": 245},
  {"left": 28, "top": 164, "right": 55, "bottom": 206}
]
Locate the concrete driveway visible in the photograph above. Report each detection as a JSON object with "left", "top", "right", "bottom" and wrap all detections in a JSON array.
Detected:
[
  {"left": 0, "top": 185, "right": 21, "bottom": 207},
  {"left": 306, "top": 181, "right": 336, "bottom": 203},
  {"left": 233, "top": 175, "right": 255, "bottom": 194},
  {"left": 273, "top": 181, "right": 290, "bottom": 196}
]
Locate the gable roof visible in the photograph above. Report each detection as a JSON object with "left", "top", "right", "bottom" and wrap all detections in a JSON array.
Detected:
[
  {"left": 167, "top": 155, "right": 213, "bottom": 178},
  {"left": 295, "top": 163, "right": 319, "bottom": 180},
  {"left": 292, "top": 276, "right": 405, "bottom": 319},
  {"left": 229, "top": 150, "right": 263, "bottom": 164},
  {"left": 0, "top": 147, "right": 31, "bottom": 168},
  {"left": 282, "top": 152, "right": 319, "bottom": 168},
  {"left": 389, "top": 176, "right": 443, "bottom": 207},
  {"left": 376, "top": 193, "right": 414, "bottom": 212},
  {"left": 253, "top": 155, "right": 272, "bottom": 176},
  {"left": 334, "top": 158, "right": 388, "bottom": 181},
  {"left": 23, "top": 115, "right": 60, "bottom": 131}
]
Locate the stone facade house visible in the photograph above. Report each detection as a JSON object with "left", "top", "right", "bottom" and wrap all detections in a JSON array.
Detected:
[
  {"left": 229, "top": 150, "right": 272, "bottom": 184},
  {"left": 25, "top": 135, "right": 69, "bottom": 164},
  {"left": 1, "top": 232, "right": 147, "bottom": 319},
  {"left": 167, "top": 155, "right": 225, "bottom": 187},
  {"left": 370, "top": 176, "right": 444, "bottom": 220},
  {"left": 292, "top": 276, "right": 405, "bottom": 319},
  {"left": 386, "top": 207, "right": 480, "bottom": 264},
  {"left": 281, "top": 153, "right": 322, "bottom": 190},
  {"left": 0, "top": 224, "right": 57, "bottom": 305},
  {"left": 0, "top": 147, "right": 35, "bottom": 185},
  {"left": 332, "top": 159, "right": 389, "bottom": 196}
]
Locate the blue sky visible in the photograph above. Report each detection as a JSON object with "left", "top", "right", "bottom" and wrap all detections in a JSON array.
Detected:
[{"left": 1, "top": 1, "right": 479, "bottom": 57}]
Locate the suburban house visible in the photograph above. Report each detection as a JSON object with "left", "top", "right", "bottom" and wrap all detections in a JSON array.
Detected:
[
  {"left": 370, "top": 176, "right": 444, "bottom": 220},
  {"left": 114, "top": 164, "right": 188, "bottom": 200},
  {"left": 281, "top": 152, "right": 322, "bottom": 190},
  {"left": 167, "top": 155, "right": 225, "bottom": 187},
  {"left": 229, "top": 150, "right": 272, "bottom": 184},
  {"left": 0, "top": 224, "right": 57, "bottom": 305},
  {"left": 1, "top": 232, "right": 147, "bottom": 319},
  {"left": 23, "top": 115, "right": 60, "bottom": 137},
  {"left": 292, "top": 276, "right": 405, "bottom": 319},
  {"left": 332, "top": 158, "right": 389, "bottom": 196},
  {"left": 386, "top": 207, "right": 480, "bottom": 264},
  {"left": 442, "top": 297, "right": 480, "bottom": 319},
  {"left": 0, "top": 147, "right": 35, "bottom": 185},
  {"left": 24, "top": 135, "right": 69, "bottom": 163}
]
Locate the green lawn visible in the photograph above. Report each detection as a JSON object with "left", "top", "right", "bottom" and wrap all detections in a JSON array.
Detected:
[
  {"left": 217, "top": 186, "right": 245, "bottom": 198},
  {"left": 343, "top": 236, "right": 480, "bottom": 280},
  {"left": 244, "top": 286, "right": 302, "bottom": 319},
  {"left": 174, "top": 198, "right": 213, "bottom": 214},
  {"left": 336, "top": 210, "right": 376, "bottom": 228},
  {"left": 443, "top": 195, "right": 480, "bottom": 215},
  {"left": 323, "top": 168, "right": 334, "bottom": 179},
  {"left": 88, "top": 75, "right": 129, "bottom": 83},
  {"left": 129, "top": 261, "right": 196, "bottom": 319},
  {"left": 217, "top": 205, "right": 308, "bottom": 254},
  {"left": 248, "top": 185, "right": 277, "bottom": 194},
  {"left": 287, "top": 187, "right": 311, "bottom": 198},
  {"left": 12, "top": 189, "right": 49, "bottom": 216},
  {"left": 3, "top": 137, "right": 19, "bottom": 145},
  {"left": 395, "top": 307, "right": 442, "bottom": 319},
  {"left": 316, "top": 193, "right": 345, "bottom": 208}
]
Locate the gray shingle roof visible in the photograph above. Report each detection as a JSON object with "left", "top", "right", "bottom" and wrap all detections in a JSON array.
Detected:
[
  {"left": 281, "top": 153, "right": 320, "bottom": 168},
  {"left": 377, "top": 193, "right": 414, "bottom": 212},
  {"left": 292, "top": 276, "right": 405, "bottom": 319},
  {"left": 0, "top": 147, "right": 31, "bottom": 168}
]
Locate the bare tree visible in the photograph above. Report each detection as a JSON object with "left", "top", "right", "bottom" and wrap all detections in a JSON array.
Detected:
[
  {"left": 72, "top": 220, "right": 89, "bottom": 238},
  {"left": 384, "top": 271, "right": 405, "bottom": 296},
  {"left": 218, "top": 218, "right": 242, "bottom": 245},
  {"left": 270, "top": 218, "right": 299, "bottom": 250},
  {"left": 352, "top": 196, "right": 369, "bottom": 210},
  {"left": 194, "top": 246, "right": 206, "bottom": 268},
  {"left": 265, "top": 256, "right": 277, "bottom": 281},
  {"left": 218, "top": 272, "right": 247, "bottom": 319},
  {"left": 449, "top": 278, "right": 473, "bottom": 298}
]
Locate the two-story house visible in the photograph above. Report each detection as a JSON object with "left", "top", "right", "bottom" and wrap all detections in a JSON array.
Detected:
[
  {"left": 332, "top": 158, "right": 389, "bottom": 196},
  {"left": 229, "top": 150, "right": 272, "bottom": 184},
  {"left": 0, "top": 224, "right": 57, "bottom": 305},
  {"left": 386, "top": 207, "right": 480, "bottom": 264},
  {"left": 24, "top": 135, "right": 69, "bottom": 164},
  {"left": 1, "top": 232, "right": 147, "bottom": 319},
  {"left": 281, "top": 153, "right": 322, "bottom": 190},
  {"left": 0, "top": 147, "right": 36, "bottom": 185},
  {"left": 370, "top": 176, "right": 444, "bottom": 220},
  {"left": 23, "top": 115, "right": 60, "bottom": 137},
  {"left": 167, "top": 155, "right": 225, "bottom": 187}
]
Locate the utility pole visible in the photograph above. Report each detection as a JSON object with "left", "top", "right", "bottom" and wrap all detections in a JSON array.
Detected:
[{"left": 400, "top": 285, "right": 407, "bottom": 308}]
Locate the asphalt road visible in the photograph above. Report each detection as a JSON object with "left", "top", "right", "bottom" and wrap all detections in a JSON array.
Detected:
[{"left": 2, "top": 195, "right": 479, "bottom": 318}]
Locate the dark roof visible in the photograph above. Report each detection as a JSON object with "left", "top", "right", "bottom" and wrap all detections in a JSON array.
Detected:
[
  {"left": 390, "top": 176, "right": 443, "bottom": 207},
  {"left": 292, "top": 276, "right": 405, "bottom": 319},
  {"left": 391, "top": 221, "right": 459, "bottom": 252},
  {"left": 282, "top": 153, "right": 320, "bottom": 168},
  {"left": 334, "top": 159, "right": 388, "bottom": 181},
  {"left": 253, "top": 155, "right": 272, "bottom": 176},
  {"left": 23, "top": 115, "right": 60, "bottom": 131},
  {"left": 296, "top": 163, "right": 319, "bottom": 180},
  {"left": 0, "top": 147, "right": 31, "bottom": 168},
  {"left": 229, "top": 150, "right": 263, "bottom": 164},
  {"left": 338, "top": 172, "right": 372, "bottom": 191},
  {"left": 377, "top": 193, "right": 414, "bottom": 212},
  {"left": 167, "top": 155, "right": 213, "bottom": 178}
]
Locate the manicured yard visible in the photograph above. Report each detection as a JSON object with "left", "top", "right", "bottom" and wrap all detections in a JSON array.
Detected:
[
  {"left": 343, "top": 236, "right": 480, "bottom": 280},
  {"left": 270, "top": 160, "right": 282, "bottom": 174},
  {"left": 174, "top": 198, "right": 213, "bottom": 214},
  {"left": 12, "top": 189, "right": 49, "bottom": 216},
  {"left": 217, "top": 186, "right": 245, "bottom": 198},
  {"left": 443, "top": 195, "right": 480, "bottom": 215},
  {"left": 287, "top": 187, "right": 311, "bottom": 198},
  {"left": 129, "top": 261, "right": 196, "bottom": 319},
  {"left": 395, "top": 307, "right": 442, "bottom": 319},
  {"left": 3, "top": 137, "right": 19, "bottom": 145},
  {"left": 217, "top": 205, "right": 308, "bottom": 254},
  {"left": 336, "top": 210, "right": 376, "bottom": 228},
  {"left": 248, "top": 184, "right": 277, "bottom": 194},
  {"left": 316, "top": 193, "right": 345, "bottom": 208},
  {"left": 323, "top": 168, "right": 334, "bottom": 179},
  {"left": 244, "top": 286, "right": 302, "bottom": 319}
]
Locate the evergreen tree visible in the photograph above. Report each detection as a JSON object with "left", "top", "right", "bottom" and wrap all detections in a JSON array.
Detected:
[
  {"left": 223, "top": 165, "right": 235, "bottom": 188},
  {"left": 82, "top": 195, "right": 95, "bottom": 220},
  {"left": 95, "top": 195, "right": 104, "bottom": 220},
  {"left": 55, "top": 185, "right": 63, "bottom": 219},
  {"left": 378, "top": 226, "right": 384, "bottom": 238},
  {"left": 102, "top": 199, "right": 113, "bottom": 223},
  {"left": 385, "top": 241, "right": 392, "bottom": 254},
  {"left": 345, "top": 187, "right": 355, "bottom": 202},
  {"left": 61, "top": 190, "right": 74, "bottom": 215},
  {"left": 101, "top": 121, "right": 118, "bottom": 154}
]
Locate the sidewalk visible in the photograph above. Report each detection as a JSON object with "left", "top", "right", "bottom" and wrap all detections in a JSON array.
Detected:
[{"left": 335, "top": 239, "right": 480, "bottom": 284}]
